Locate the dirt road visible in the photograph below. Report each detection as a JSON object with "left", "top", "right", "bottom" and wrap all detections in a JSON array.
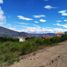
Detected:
[{"left": 10, "top": 41, "right": 67, "bottom": 67}]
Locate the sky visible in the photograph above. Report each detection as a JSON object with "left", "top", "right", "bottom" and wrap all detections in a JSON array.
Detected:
[{"left": 0, "top": 0, "right": 67, "bottom": 33}]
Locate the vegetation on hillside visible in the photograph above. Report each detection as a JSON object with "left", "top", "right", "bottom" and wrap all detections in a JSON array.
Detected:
[{"left": 0, "top": 34, "right": 67, "bottom": 66}]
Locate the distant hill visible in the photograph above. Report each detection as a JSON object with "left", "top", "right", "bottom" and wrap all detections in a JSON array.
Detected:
[
  {"left": 27, "top": 33, "right": 56, "bottom": 38},
  {"left": 0, "top": 26, "right": 64, "bottom": 38},
  {"left": 0, "top": 27, "right": 19, "bottom": 38}
]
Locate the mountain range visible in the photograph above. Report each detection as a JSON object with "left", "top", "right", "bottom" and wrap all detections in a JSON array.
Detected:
[
  {"left": 0, "top": 26, "right": 28, "bottom": 38},
  {"left": 0, "top": 26, "right": 65, "bottom": 38}
]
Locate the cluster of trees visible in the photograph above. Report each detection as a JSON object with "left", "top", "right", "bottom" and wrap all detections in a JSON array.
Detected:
[{"left": 0, "top": 34, "right": 67, "bottom": 66}]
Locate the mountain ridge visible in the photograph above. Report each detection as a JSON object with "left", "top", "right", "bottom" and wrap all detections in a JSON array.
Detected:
[{"left": 0, "top": 26, "right": 65, "bottom": 38}]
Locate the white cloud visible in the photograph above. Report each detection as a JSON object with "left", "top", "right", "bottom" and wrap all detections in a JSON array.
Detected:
[
  {"left": 20, "top": 27, "right": 53, "bottom": 33},
  {"left": 44, "top": 5, "right": 56, "bottom": 10},
  {"left": 34, "top": 21, "right": 39, "bottom": 23},
  {"left": 39, "top": 19, "right": 46, "bottom": 22},
  {"left": 56, "top": 23, "right": 67, "bottom": 28},
  {"left": 18, "top": 26, "right": 67, "bottom": 33},
  {"left": 64, "top": 20, "right": 67, "bottom": 22},
  {"left": 18, "top": 22, "right": 29, "bottom": 25},
  {"left": 0, "top": 0, "right": 6, "bottom": 25},
  {"left": 0, "top": 7, "right": 6, "bottom": 24},
  {"left": 17, "top": 15, "right": 33, "bottom": 21},
  {"left": 4, "top": 24, "right": 17, "bottom": 31},
  {"left": 56, "top": 19, "right": 67, "bottom": 22},
  {"left": 56, "top": 20, "right": 62, "bottom": 22},
  {"left": 34, "top": 15, "right": 46, "bottom": 18},
  {"left": 53, "top": 28, "right": 66, "bottom": 33},
  {"left": 59, "top": 10, "right": 67, "bottom": 16},
  {"left": 0, "top": 0, "right": 3, "bottom": 4},
  {"left": 9, "top": 27, "right": 17, "bottom": 31}
]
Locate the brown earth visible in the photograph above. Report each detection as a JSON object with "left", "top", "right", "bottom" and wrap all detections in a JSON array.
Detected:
[{"left": 9, "top": 41, "right": 67, "bottom": 67}]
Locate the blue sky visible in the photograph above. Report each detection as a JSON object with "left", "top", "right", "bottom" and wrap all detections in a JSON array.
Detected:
[{"left": 0, "top": 0, "right": 67, "bottom": 33}]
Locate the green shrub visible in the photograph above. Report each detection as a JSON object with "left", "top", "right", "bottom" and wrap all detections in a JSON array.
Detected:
[
  {"left": 0, "top": 34, "right": 67, "bottom": 65},
  {"left": 61, "top": 34, "right": 67, "bottom": 41},
  {"left": 50, "top": 36, "right": 61, "bottom": 43}
]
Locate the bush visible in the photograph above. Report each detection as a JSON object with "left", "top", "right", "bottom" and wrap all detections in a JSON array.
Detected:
[
  {"left": 50, "top": 36, "right": 61, "bottom": 43},
  {"left": 0, "top": 33, "right": 67, "bottom": 65},
  {"left": 61, "top": 34, "right": 67, "bottom": 41}
]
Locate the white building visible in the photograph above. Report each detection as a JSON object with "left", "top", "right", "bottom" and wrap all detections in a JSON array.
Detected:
[{"left": 19, "top": 37, "right": 25, "bottom": 42}]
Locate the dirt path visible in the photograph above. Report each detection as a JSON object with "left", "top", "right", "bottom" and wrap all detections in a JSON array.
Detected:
[{"left": 10, "top": 41, "right": 67, "bottom": 67}]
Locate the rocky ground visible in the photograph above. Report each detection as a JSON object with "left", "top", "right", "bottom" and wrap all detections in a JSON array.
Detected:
[{"left": 10, "top": 41, "right": 67, "bottom": 67}]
